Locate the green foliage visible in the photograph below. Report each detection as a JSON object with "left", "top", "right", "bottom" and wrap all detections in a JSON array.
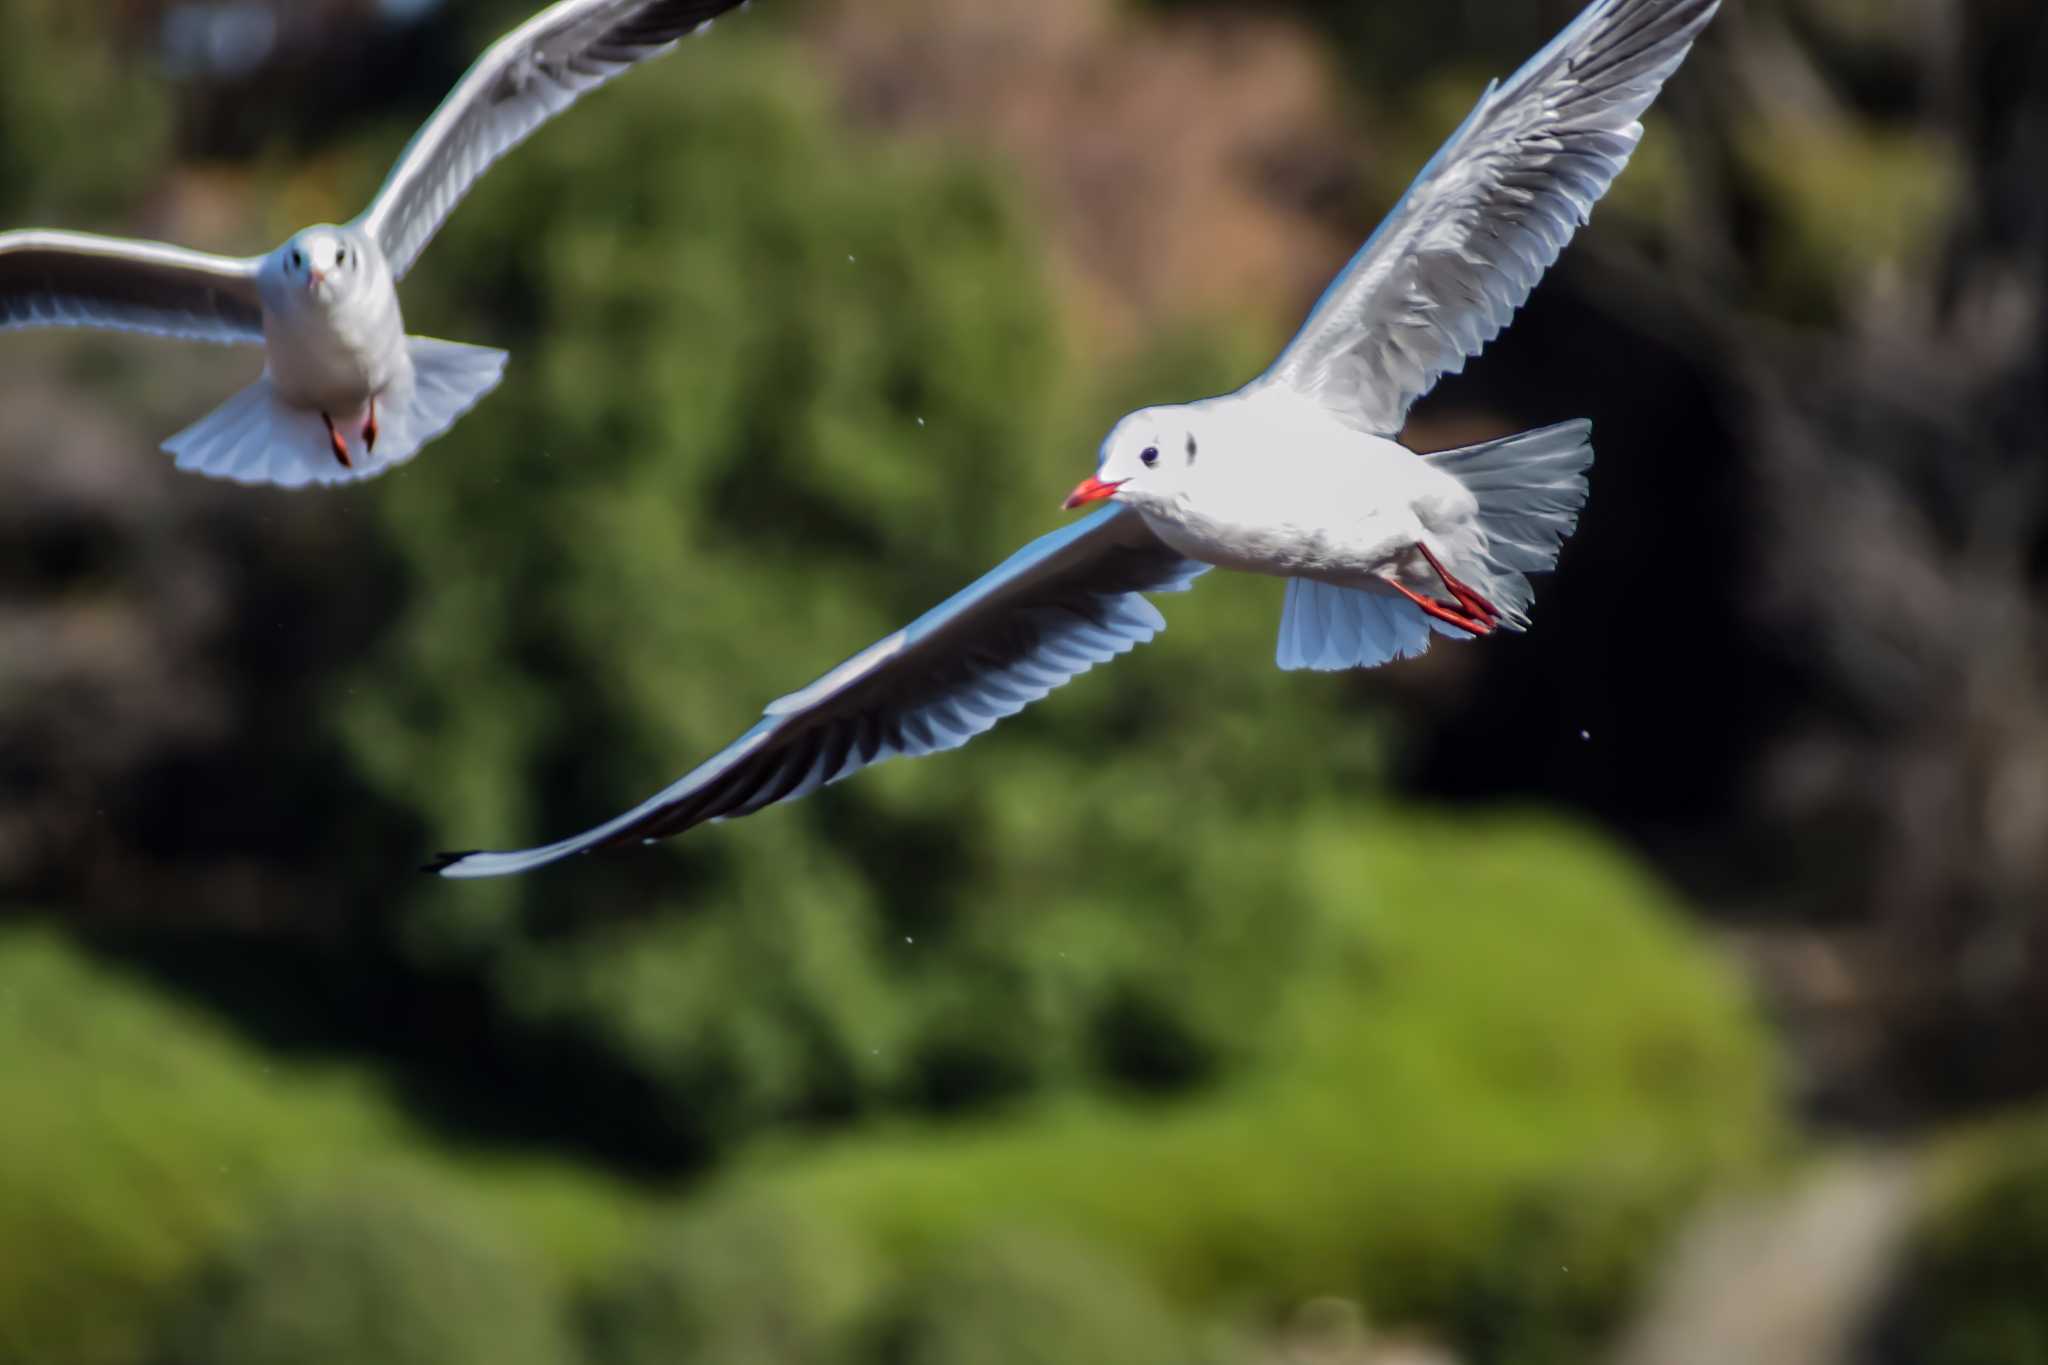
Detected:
[
  {"left": 587, "top": 1215, "right": 1204, "bottom": 1365},
  {"left": 584, "top": 1198, "right": 879, "bottom": 1365},
  {"left": 0, "top": 14, "right": 1793, "bottom": 1365},
  {"left": 156, "top": 1175, "right": 574, "bottom": 1365},
  {"left": 319, "top": 41, "right": 1783, "bottom": 1331},
  {"left": 1909, "top": 1114, "right": 2048, "bottom": 1365},
  {"left": 336, "top": 30, "right": 1363, "bottom": 1150},
  {"left": 0, "top": 925, "right": 637, "bottom": 1365},
  {"left": 863, "top": 1232, "right": 1198, "bottom": 1365},
  {"left": 712, "top": 810, "right": 1778, "bottom": 1363},
  {"left": 0, "top": 0, "right": 173, "bottom": 223},
  {"left": 0, "top": 800, "right": 1776, "bottom": 1365},
  {"left": 1733, "top": 117, "right": 1959, "bottom": 324}
]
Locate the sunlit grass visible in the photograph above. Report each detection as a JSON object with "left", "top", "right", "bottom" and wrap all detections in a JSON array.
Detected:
[
  {"left": 710, "top": 806, "right": 1780, "bottom": 1349},
  {"left": 0, "top": 805, "right": 1777, "bottom": 1364},
  {"left": 0, "top": 925, "right": 641, "bottom": 1365}
]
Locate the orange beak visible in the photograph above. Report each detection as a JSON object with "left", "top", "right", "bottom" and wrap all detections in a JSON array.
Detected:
[
  {"left": 305, "top": 269, "right": 326, "bottom": 293},
  {"left": 1062, "top": 475, "right": 1126, "bottom": 510}
]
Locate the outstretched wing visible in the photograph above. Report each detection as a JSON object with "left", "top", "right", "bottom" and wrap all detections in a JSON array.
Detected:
[
  {"left": 0, "top": 230, "right": 263, "bottom": 344},
  {"left": 1252, "top": 0, "right": 1719, "bottom": 435},
  {"left": 355, "top": 0, "right": 746, "bottom": 280},
  {"left": 431, "top": 508, "right": 1207, "bottom": 879}
]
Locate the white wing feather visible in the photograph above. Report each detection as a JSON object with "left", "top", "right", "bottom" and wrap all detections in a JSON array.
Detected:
[
  {"left": 1254, "top": 0, "right": 1720, "bottom": 435},
  {"left": 0, "top": 229, "right": 263, "bottom": 344},
  {"left": 355, "top": 0, "right": 745, "bottom": 280}
]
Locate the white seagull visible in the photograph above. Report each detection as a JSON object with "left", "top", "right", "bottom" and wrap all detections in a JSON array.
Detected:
[
  {"left": 0, "top": 0, "right": 746, "bottom": 489},
  {"left": 432, "top": 0, "right": 1718, "bottom": 879}
]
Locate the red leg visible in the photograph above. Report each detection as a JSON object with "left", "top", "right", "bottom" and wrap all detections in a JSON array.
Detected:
[
  {"left": 360, "top": 397, "right": 378, "bottom": 453},
  {"left": 322, "top": 412, "right": 352, "bottom": 469},
  {"left": 1414, "top": 541, "right": 1501, "bottom": 626},
  {"left": 1383, "top": 576, "right": 1495, "bottom": 636}
]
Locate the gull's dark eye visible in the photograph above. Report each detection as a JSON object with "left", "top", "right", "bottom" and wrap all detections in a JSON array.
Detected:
[
  {"left": 289, "top": 250, "right": 302, "bottom": 268},
  {"left": 1140, "top": 445, "right": 1160, "bottom": 468}
]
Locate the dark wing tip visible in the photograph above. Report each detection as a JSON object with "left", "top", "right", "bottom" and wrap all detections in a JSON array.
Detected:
[{"left": 422, "top": 851, "right": 481, "bottom": 876}]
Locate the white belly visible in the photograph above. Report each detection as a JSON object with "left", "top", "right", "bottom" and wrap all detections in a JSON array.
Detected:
[
  {"left": 1138, "top": 426, "right": 1480, "bottom": 590},
  {"left": 263, "top": 288, "right": 407, "bottom": 413}
]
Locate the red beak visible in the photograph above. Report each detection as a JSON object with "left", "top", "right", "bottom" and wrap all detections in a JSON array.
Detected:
[
  {"left": 305, "top": 270, "right": 326, "bottom": 292},
  {"left": 1062, "top": 475, "right": 1127, "bottom": 510}
]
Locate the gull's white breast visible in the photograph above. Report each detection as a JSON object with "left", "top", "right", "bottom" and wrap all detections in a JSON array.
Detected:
[
  {"left": 1134, "top": 391, "right": 1480, "bottom": 590},
  {"left": 258, "top": 254, "right": 408, "bottom": 411}
]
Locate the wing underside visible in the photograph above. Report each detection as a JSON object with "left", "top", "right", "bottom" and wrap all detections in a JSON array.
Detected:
[
  {"left": 0, "top": 230, "right": 263, "bottom": 344},
  {"left": 432, "top": 508, "right": 1206, "bottom": 878}
]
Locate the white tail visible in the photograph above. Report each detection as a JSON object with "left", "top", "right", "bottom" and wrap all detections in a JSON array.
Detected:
[
  {"left": 161, "top": 335, "right": 507, "bottom": 489},
  {"left": 1424, "top": 418, "right": 1593, "bottom": 626},
  {"left": 393, "top": 337, "right": 510, "bottom": 466},
  {"left": 1274, "top": 420, "right": 1592, "bottom": 672}
]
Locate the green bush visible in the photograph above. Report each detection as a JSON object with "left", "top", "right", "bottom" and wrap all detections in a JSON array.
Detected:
[
  {"left": 863, "top": 1232, "right": 1198, "bottom": 1365},
  {"left": 708, "top": 809, "right": 1779, "bottom": 1362},
  {"left": 0, "top": 17, "right": 1785, "bottom": 1365},
  {"left": 1909, "top": 1116, "right": 2048, "bottom": 1365},
  {"left": 155, "top": 1174, "right": 573, "bottom": 1365},
  {"left": 0, "top": 796, "right": 1779, "bottom": 1365},
  {"left": 584, "top": 1198, "right": 879, "bottom": 1365},
  {"left": 0, "top": 926, "right": 637, "bottom": 1365},
  {"left": 0, "top": 0, "right": 172, "bottom": 224}
]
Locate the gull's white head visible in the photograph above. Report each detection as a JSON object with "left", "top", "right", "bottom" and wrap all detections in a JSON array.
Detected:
[
  {"left": 1064, "top": 405, "right": 1205, "bottom": 512},
  {"left": 270, "top": 225, "right": 371, "bottom": 308}
]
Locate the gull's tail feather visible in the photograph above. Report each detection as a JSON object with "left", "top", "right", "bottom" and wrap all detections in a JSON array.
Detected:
[
  {"left": 162, "top": 375, "right": 345, "bottom": 489},
  {"left": 160, "top": 336, "right": 506, "bottom": 489},
  {"left": 1425, "top": 418, "right": 1593, "bottom": 627},
  {"left": 1273, "top": 419, "right": 1591, "bottom": 672},
  {"left": 389, "top": 336, "right": 509, "bottom": 467}
]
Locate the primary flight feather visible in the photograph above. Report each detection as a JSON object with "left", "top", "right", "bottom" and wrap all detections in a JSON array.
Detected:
[
  {"left": 0, "top": 0, "right": 746, "bottom": 489},
  {"left": 434, "top": 0, "right": 1719, "bottom": 879}
]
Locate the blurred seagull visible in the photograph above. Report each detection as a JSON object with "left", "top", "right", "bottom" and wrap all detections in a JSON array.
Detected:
[
  {"left": 432, "top": 0, "right": 1717, "bottom": 879},
  {"left": 0, "top": 0, "right": 746, "bottom": 488}
]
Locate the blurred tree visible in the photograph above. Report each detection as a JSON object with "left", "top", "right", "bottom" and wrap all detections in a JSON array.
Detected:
[
  {"left": 1577, "top": 0, "right": 2048, "bottom": 1121},
  {"left": 155, "top": 1174, "right": 574, "bottom": 1365},
  {"left": 862, "top": 1231, "right": 1195, "bottom": 1365},
  {"left": 584, "top": 1198, "right": 879, "bottom": 1365},
  {"left": 0, "top": 0, "right": 173, "bottom": 224},
  {"left": 0, "top": 0, "right": 421, "bottom": 937},
  {"left": 0, "top": 8, "right": 1796, "bottom": 1365},
  {"left": 330, "top": 26, "right": 1337, "bottom": 1158},
  {"left": 1147, "top": 0, "right": 2048, "bottom": 1125},
  {"left": 1897, "top": 1120, "right": 2048, "bottom": 1365}
]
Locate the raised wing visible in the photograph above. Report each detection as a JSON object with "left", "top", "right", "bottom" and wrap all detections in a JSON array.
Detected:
[
  {"left": 355, "top": 0, "right": 746, "bottom": 280},
  {"left": 431, "top": 508, "right": 1207, "bottom": 878},
  {"left": 0, "top": 230, "right": 263, "bottom": 344},
  {"left": 1254, "top": 0, "right": 1719, "bottom": 435}
]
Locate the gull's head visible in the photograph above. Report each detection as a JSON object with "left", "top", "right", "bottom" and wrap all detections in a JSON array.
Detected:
[
  {"left": 275, "top": 226, "right": 365, "bottom": 305},
  {"left": 1064, "top": 405, "right": 1203, "bottom": 512}
]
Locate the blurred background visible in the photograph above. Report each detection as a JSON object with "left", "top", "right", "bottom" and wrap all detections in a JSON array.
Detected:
[{"left": 1, "top": 0, "right": 2044, "bottom": 1361}]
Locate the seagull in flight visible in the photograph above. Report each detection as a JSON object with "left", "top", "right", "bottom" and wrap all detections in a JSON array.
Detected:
[
  {"left": 0, "top": 0, "right": 746, "bottom": 489},
  {"left": 433, "top": 0, "right": 1719, "bottom": 879}
]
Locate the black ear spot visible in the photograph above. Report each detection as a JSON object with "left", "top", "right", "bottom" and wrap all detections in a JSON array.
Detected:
[{"left": 1185, "top": 433, "right": 1198, "bottom": 463}]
